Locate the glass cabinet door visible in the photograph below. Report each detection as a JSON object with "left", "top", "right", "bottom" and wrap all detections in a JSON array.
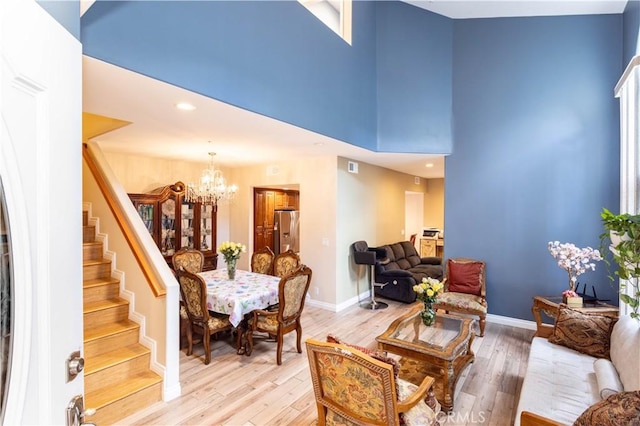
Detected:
[
  {"left": 181, "top": 201, "right": 195, "bottom": 249},
  {"left": 160, "top": 197, "right": 177, "bottom": 256},
  {"left": 200, "top": 204, "right": 213, "bottom": 251},
  {"left": 136, "top": 203, "right": 155, "bottom": 238}
]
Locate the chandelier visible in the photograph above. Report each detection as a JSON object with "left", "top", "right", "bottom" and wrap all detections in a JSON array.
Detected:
[{"left": 185, "top": 152, "right": 238, "bottom": 206}]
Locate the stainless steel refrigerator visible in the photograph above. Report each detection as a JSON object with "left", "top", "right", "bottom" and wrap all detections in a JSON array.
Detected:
[{"left": 273, "top": 210, "right": 300, "bottom": 255}]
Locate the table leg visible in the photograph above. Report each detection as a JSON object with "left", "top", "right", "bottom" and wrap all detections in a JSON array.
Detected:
[
  {"left": 235, "top": 317, "right": 254, "bottom": 356},
  {"left": 441, "top": 363, "right": 455, "bottom": 412}
]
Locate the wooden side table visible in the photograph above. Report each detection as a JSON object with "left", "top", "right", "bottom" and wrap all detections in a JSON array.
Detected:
[{"left": 532, "top": 296, "right": 619, "bottom": 338}]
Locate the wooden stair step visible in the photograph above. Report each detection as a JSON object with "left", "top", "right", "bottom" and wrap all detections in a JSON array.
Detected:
[
  {"left": 83, "top": 298, "right": 128, "bottom": 314},
  {"left": 85, "top": 345, "right": 153, "bottom": 394},
  {"left": 83, "top": 277, "right": 119, "bottom": 288},
  {"left": 84, "top": 299, "right": 130, "bottom": 331},
  {"left": 84, "top": 320, "right": 140, "bottom": 358},
  {"left": 84, "top": 344, "right": 150, "bottom": 375},
  {"left": 84, "top": 371, "right": 162, "bottom": 424},
  {"left": 83, "top": 225, "right": 95, "bottom": 243},
  {"left": 83, "top": 277, "right": 120, "bottom": 304},
  {"left": 83, "top": 241, "right": 103, "bottom": 261},
  {"left": 83, "top": 258, "right": 111, "bottom": 280}
]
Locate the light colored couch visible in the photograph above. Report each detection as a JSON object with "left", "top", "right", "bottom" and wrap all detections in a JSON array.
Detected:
[{"left": 515, "top": 314, "right": 640, "bottom": 426}]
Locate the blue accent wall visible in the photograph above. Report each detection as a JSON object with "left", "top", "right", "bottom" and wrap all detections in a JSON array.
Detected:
[
  {"left": 82, "top": 0, "right": 378, "bottom": 150},
  {"left": 375, "top": 2, "right": 453, "bottom": 154},
  {"left": 448, "top": 15, "right": 622, "bottom": 320},
  {"left": 38, "top": 0, "right": 80, "bottom": 39},
  {"left": 82, "top": 2, "right": 629, "bottom": 320},
  {"left": 624, "top": 0, "right": 640, "bottom": 62}
]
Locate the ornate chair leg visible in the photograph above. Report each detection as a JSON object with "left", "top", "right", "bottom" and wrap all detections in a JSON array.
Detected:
[
  {"left": 296, "top": 322, "right": 302, "bottom": 354},
  {"left": 204, "top": 330, "right": 211, "bottom": 365},
  {"left": 479, "top": 316, "right": 486, "bottom": 337},
  {"left": 276, "top": 333, "right": 284, "bottom": 365},
  {"left": 186, "top": 326, "right": 194, "bottom": 356}
]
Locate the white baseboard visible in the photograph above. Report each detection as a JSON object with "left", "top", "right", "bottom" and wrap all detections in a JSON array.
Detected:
[
  {"left": 486, "top": 313, "right": 536, "bottom": 330},
  {"left": 306, "top": 289, "right": 371, "bottom": 312}
]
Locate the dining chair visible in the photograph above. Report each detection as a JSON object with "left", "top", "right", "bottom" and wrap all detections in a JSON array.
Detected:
[
  {"left": 251, "top": 246, "right": 275, "bottom": 275},
  {"left": 172, "top": 248, "right": 205, "bottom": 273},
  {"left": 176, "top": 269, "right": 232, "bottom": 365},
  {"left": 272, "top": 249, "right": 301, "bottom": 277},
  {"left": 247, "top": 265, "right": 312, "bottom": 365},
  {"left": 305, "top": 338, "right": 440, "bottom": 425}
]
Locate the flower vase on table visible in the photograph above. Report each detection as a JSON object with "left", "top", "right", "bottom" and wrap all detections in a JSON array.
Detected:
[
  {"left": 420, "top": 301, "right": 436, "bottom": 326},
  {"left": 226, "top": 258, "right": 237, "bottom": 280},
  {"left": 218, "top": 241, "right": 246, "bottom": 281},
  {"left": 413, "top": 277, "right": 444, "bottom": 327}
]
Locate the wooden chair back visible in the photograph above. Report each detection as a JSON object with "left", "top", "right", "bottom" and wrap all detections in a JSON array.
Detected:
[
  {"left": 176, "top": 269, "right": 209, "bottom": 324},
  {"left": 176, "top": 269, "right": 232, "bottom": 364},
  {"left": 251, "top": 246, "right": 275, "bottom": 275},
  {"left": 248, "top": 265, "right": 312, "bottom": 365},
  {"left": 172, "top": 248, "right": 204, "bottom": 273},
  {"left": 272, "top": 249, "right": 301, "bottom": 277},
  {"left": 277, "top": 265, "right": 312, "bottom": 324},
  {"left": 305, "top": 339, "right": 401, "bottom": 426}
]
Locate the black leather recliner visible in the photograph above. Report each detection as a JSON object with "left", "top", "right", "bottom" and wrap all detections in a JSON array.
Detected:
[{"left": 373, "top": 241, "right": 443, "bottom": 303}]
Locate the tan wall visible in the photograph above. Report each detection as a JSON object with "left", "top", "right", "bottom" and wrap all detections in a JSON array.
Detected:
[
  {"left": 100, "top": 150, "right": 443, "bottom": 309},
  {"left": 336, "top": 157, "right": 430, "bottom": 305},
  {"left": 424, "top": 178, "right": 445, "bottom": 230}
]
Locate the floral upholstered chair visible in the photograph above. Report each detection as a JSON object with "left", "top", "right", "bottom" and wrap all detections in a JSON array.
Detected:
[
  {"left": 272, "top": 249, "right": 301, "bottom": 278},
  {"left": 433, "top": 258, "right": 487, "bottom": 336},
  {"left": 172, "top": 248, "right": 204, "bottom": 274},
  {"left": 176, "top": 269, "right": 232, "bottom": 365},
  {"left": 305, "top": 338, "right": 441, "bottom": 426},
  {"left": 247, "top": 265, "right": 312, "bottom": 365},
  {"left": 251, "top": 246, "right": 275, "bottom": 275}
]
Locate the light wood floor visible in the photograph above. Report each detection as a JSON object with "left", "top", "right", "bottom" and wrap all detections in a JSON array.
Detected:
[{"left": 117, "top": 299, "right": 535, "bottom": 426}]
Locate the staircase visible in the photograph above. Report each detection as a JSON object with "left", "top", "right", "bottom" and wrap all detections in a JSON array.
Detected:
[{"left": 82, "top": 210, "right": 162, "bottom": 424}]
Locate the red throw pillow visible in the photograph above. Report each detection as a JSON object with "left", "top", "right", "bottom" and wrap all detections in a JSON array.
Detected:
[{"left": 447, "top": 259, "right": 484, "bottom": 296}]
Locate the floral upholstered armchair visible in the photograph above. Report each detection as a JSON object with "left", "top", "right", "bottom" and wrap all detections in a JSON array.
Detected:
[
  {"left": 305, "top": 338, "right": 441, "bottom": 426},
  {"left": 433, "top": 258, "right": 487, "bottom": 336}
]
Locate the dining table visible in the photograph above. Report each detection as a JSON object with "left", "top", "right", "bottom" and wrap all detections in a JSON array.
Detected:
[{"left": 198, "top": 268, "right": 281, "bottom": 355}]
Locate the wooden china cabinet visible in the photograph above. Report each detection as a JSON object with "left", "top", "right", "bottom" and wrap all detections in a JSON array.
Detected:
[{"left": 129, "top": 181, "right": 218, "bottom": 271}]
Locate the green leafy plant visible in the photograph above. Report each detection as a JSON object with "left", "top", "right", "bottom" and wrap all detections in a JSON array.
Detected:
[{"left": 600, "top": 207, "right": 640, "bottom": 320}]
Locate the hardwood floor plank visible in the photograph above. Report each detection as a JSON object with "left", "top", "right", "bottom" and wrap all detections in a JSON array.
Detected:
[{"left": 117, "top": 299, "right": 535, "bottom": 425}]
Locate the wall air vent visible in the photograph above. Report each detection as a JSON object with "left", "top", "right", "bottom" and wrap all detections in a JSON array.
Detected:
[
  {"left": 415, "top": 177, "right": 421, "bottom": 185},
  {"left": 266, "top": 165, "right": 280, "bottom": 176},
  {"left": 347, "top": 161, "right": 358, "bottom": 174}
]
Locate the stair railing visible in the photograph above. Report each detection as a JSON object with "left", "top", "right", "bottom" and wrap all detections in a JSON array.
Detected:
[{"left": 83, "top": 143, "right": 167, "bottom": 297}]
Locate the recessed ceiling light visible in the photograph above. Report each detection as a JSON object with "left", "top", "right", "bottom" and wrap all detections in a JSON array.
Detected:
[
  {"left": 425, "top": 163, "right": 434, "bottom": 168},
  {"left": 176, "top": 102, "right": 196, "bottom": 111},
  {"left": 313, "top": 142, "right": 325, "bottom": 146}
]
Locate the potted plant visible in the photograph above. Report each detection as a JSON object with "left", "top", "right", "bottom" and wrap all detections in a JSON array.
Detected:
[{"left": 600, "top": 207, "right": 640, "bottom": 320}]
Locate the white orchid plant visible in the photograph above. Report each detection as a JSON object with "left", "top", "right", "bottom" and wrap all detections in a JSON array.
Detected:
[{"left": 548, "top": 241, "right": 602, "bottom": 296}]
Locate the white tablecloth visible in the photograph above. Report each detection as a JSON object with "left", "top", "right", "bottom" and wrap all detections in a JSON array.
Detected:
[{"left": 198, "top": 268, "right": 280, "bottom": 327}]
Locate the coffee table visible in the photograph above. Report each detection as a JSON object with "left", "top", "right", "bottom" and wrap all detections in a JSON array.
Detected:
[{"left": 376, "top": 303, "right": 476, "bottom": 412}]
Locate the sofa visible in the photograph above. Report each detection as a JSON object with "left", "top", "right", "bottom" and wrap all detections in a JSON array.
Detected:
[
  {"left": 515, "top": 307, "right": 640, "bottom": 426},
  {"left": 373, "top": 241, "right": 443, "bottom": 303}
]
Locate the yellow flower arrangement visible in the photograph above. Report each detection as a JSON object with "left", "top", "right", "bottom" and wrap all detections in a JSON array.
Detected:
[
  {"left": 218, "top": 241, "right": 246, "bottom": 263},
  {"left": 413, "top": 277, "right": 444, "bottom": 304}
]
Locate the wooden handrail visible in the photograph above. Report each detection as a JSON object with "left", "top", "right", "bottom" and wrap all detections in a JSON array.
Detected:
[{"left": 83, "top": 143, "right": 166, "bottom": 297}]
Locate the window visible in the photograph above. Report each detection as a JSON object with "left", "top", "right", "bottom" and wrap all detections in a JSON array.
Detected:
[{"left": 298, "top": 0, "right": 352, "bottom": 45}]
